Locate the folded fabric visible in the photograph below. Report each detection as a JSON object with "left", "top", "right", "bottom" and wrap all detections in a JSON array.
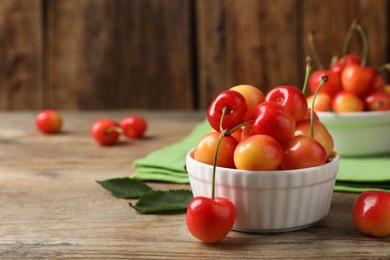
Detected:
[{"left": 131, "top": 120, "right": 390, "bottom": 193}]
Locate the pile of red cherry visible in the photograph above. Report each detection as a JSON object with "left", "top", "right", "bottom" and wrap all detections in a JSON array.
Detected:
[
  {"left": 194, "top": 84, "right": 334, "bottom": 172},
  {"left": 306, "top": 21, "right": 390, "bottom": 112},
  {"left": 307, "top": 54, "right": 390, "bottom": 112}
]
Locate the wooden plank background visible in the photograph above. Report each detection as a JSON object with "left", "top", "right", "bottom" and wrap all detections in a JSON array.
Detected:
[{"left": 0, "top": 0, "right": 389, "bottom": 111}]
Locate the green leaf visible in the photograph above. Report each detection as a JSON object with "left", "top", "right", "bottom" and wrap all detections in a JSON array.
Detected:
[
  {"left": 130, "top": 190, "right": 193, "bottom": 214},
  {"left": 96, "top": 177, "right": 153, "bottom": 199}
]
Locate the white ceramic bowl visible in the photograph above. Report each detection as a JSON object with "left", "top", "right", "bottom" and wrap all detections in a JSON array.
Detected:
[
  {"left": 186, "top": 149, "right": 340, "bottom": 233},
  {"left": 317, "top": 111, "right": 390, "bottom": 157}
]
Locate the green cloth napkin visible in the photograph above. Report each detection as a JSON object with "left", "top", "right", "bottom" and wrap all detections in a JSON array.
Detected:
[{"left": 131, "top": 120, "right": 390, "bottom": 193}]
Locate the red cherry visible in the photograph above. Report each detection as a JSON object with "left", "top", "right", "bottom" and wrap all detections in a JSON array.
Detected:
[
  {"left": 281, "top": 135, "right": 327, "bottom": 170},
  {"left": 294, "top": 119, "right": 334, "bottom": 158},
  {"left": 119, "top": 115, "right": 147, "bottom": 138},
  {"left": 186, "top": 196, "right": 236, "bottom": 243},
  {"left": 91, "top": 119, "right": 121, "bottom": 146},
  {"left": 352, "top": 190, "right": 390, "bottom": 238},
  {"left": 35, "top": 109, "right": 62, "bottom": 134},
  {"left": 330, "top": 54, "right": 361, "bottom": 77},
  {"left": 341, "top": 64, "right": 377, "bottom": 97},
  {"left": 251, "top": 102, "right": 295, "bottom": 144},
  {"left": 266, "top": 85, "right": 308, "bottom": 121},
  {"left": 207, "top": 90, "right": 247, "bottom": 131},
  {"left": 332, "top": 90, "right": 364, "bottom": 113},
  {"left": 364, "top": 90, "right": 390, "bottom": 111},
  {"left": 309, "top": 70, "right": 342, "bottom": 97}
]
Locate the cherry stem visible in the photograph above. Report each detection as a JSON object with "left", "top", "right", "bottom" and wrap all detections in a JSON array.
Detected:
[
  {"left": 378, "top": 63, "right": 390, "bottom": 73},
  {"left": 341, "top": 20, "right": 358, "bottom": 57},
  {"left": 302, "top": 56, "right": 312, "bottom": 94},
  {"left": 211, "top": 133, "right": 223, "bottom": 201},
  {"left": 230, "top": 120, "right": 255, "bottom": 133},
  {"left": 329, "top": 55, "right": 338, "bottom": 68},
  {"left": 219, "top": 107, "right": 229, "bottom": 132},
  {"left": 354, "top": 23, "right": 368, "bottom": 67},
  {"left": 341, "top": 20, "right": 368, "bottom": 67},
  {"left": 106, "top": 126, "right": 123, "bottom": 135},
  {"left": 311, "top": 75, "right": 328, "bottom": 138},
  {"left": 307, "top": 31, "right": 324, "bottom": 70}
]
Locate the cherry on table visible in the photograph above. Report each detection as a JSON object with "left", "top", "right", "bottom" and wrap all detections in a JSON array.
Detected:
[
  {"left": 119, "top": 115, "right": 147, "bottom": 138},
  {"left": 353, "top": 190, "right": 390, "bottom": 238},
  {"left": 91, "top": 118, "right": 121, "bottom": 146},
  {"left": 35, "top": 109, "right": 63, "bottom": 134}
]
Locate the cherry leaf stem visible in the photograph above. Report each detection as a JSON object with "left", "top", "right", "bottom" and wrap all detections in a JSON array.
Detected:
[
  {"left": 341, "top": 20, "right": 358, "bottom": 57},
  {"left": 307, "top": 31, "right": 324, "bottom": 70},
  {"left": 302, "top": 56, "right": 313, "bottom": 94},
  {"left": 311, "top": 75, "right": 328, "bottom": 138}
]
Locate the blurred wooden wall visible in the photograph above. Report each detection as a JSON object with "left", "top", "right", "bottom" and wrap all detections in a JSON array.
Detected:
[{"left": 0, "top": 0, "right": 389, "bottom": 110}]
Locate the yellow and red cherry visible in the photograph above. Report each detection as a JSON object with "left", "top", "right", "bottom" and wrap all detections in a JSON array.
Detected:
[
  {"left": 364, "top": 90, "right": 390, "bottom": 111},
  {"left": 265, "top": 85, "right": 308, "bottom": 121},
  {"left": 309, "top": 70, "right": 342, "bottom": 97},
  {"left": 281, "top": 135, "right": 327, "bottom": 170},
  {"left": 91, "top": 118, "right": 121, "bottom": 146},
  {"left": 307, "top": 92, "right": 332, "bottom": 112},
  {"left": 294, "top": 119, "right": 334, "bottom": 158},
  {"left": 251, "top": 102, "right": 295, "bottom": 145},
  {"left": 332, "top": 90, "right": 364, "bottom": 113},
  {"left": 341, "top": 64, "right": 377, "bottom": 97},
  {"left": 186, "top": 196, "right": 236, "bottom": 243},
  {"left": 119, "top": 115, "right": 147, "bottom": 138},
  {"left": 194, "top": 132, "right": 238, "bottom": 168},
  {"left": 352, "top": 190, "right": 390, "bottom": 238},
  {"left": 234, "top": 134, "right": 283, "bottom": 171},
  {"left": 35, "top": 109, "right": 63, "bottom": 134},
  {"left": 330, "top": 53, "right": 361, "bottom": 77},
  {"left": 302, "top": 108, "right": 319, "bottom": 121},
  {"left": 230, "top": 84, "right": 265, "bottom": 121},
  {"left": 207, "top": 90, "right": 247, "bottom": 132}
]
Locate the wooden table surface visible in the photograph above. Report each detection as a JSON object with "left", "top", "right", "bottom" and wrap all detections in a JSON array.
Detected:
[{"left": 1, "top": 111, "right": 389, "bottom": 259}]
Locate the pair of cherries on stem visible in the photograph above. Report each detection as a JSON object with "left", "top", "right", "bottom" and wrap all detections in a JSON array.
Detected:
[{"left": 91, "top": 115, "right": 147, "bottom": 145}]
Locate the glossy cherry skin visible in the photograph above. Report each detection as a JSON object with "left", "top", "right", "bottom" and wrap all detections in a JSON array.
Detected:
[
  {"left": 251, "top": 102, "right": 295, "bottom": 145},
  {"left": 330, "top": 54, "right": 361, "bottom": 77},
  {"left": 294, "top": 119, "right": 334, "bottom": 158},
  {"left": 230, "top": 84, "right": 265, "bottom": 121},
  {"left": 207, "top": 90, "right": 247, "bottom": 132},
  {"left": 352, "top": 190, "right": 390, "bottom": 238},
  {"left": 266, "top": 85, "right": 308, "bottom": 121},
  {"left": 341, "top": 64, "right": 377, "bottom": 97},
  {"left": 332, "top": 90, "right": 364, "bottom": 113},
  {"left": 364, "top": 90, "right": 390, "bottom": 111},
  {"left": 119, "top": 115, "right": 147, "bottom": 138},
  {"left": 194, "top": 132, "right": 238, "bottom": 168},
  {"left": 281, "top": 135, "right": 327, "bottom": 170},
  {"left": 186, "top": 196, "right": 236, "bottom": 243},
  {"left": 309, "top": 70, "right": 342, "bottom": 97},
  {"left": 234, "top": 134, "right": 283, "bottom": 171},
  {"left": 91, "top": 119, "right": 120, "bottom": 146},
  {"left": 35, "top": 109, "right": 62, "bottom": 134},
  {"left": 307, "top": 93, "right": 332, "bottom": 112}
]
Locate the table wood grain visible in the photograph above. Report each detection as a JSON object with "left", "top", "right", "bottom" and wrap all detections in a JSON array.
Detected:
[{"left": 0, "top": 111, "right": 389, "bottom": 259}]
